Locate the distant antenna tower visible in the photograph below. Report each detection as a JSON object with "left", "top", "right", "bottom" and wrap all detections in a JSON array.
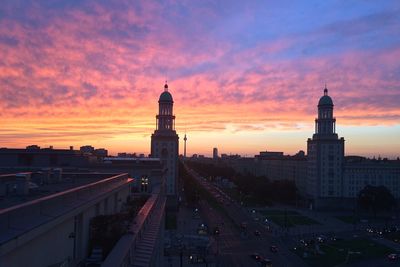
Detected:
[{"left": 183, "top": 129, "right": 187, "bottom": 158}]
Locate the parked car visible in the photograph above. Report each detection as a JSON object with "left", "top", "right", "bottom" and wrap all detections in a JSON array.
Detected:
[
  {"left": 317, "top": 235, "right": 326, "bottom": 243},
  {"left": 388, "top": 253, "right": 398, "bottom": 261},
  {"left": 270, "top": 245, "right": 278, "bottom": 253},
  {"left": 329, "top": 236, "right": 338, "bottom": 241},
  {"left": 254, "top": 230, "right": 261, "bottom": 236},
  {"left": 213, "top": 226, "right": 220, "bottom": 235},
  {"left": 299, "top": 239, "right": 308, "bottom": 247},
  {"left": 189, "top": 254, "right": 205, "bottom": 263},
  {"left": 250, "top": 253, "right": 261, "bottom": 261}
]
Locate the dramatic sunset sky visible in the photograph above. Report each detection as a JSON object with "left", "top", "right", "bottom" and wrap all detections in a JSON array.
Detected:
[{"left": 0, "top": 1, "right": 399, "bottom": 157}]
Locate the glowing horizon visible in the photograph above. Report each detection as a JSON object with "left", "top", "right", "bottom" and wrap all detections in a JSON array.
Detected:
[{"left": 0, "top": 1, "right": 399, "bottom": 158}]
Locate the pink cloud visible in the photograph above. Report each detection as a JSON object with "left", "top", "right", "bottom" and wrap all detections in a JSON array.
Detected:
[{"left": 0, "top": 1, "right": 399, "bottom": 156}]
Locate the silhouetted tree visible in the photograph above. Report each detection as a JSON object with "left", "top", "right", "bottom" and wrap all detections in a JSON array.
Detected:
[
  {"left": 357, "top": 185, "right": 396, "bottom": 217},
  {"left": 179, "top": 162, "right": 198, "bottom": 204}
]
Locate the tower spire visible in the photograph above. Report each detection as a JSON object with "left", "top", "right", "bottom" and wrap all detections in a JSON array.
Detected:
[
  {"left": 164, "top": 80, "right": 168, "bottom": 91},
  {"left": 324, "top": 83, "right": 328, "bottom": 96}
]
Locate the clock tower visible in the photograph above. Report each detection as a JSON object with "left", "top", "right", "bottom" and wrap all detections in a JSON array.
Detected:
[
  {"left": 306, "top": 86, "right": 345, "bottom": 209},
  {"left": 151, "top": 82, "right": 179, "bottom": 197}
]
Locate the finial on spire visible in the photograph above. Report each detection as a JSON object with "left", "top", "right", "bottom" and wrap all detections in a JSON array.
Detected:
[
  {"left": 164, "top": 80, "right": 168, "bottom": 91},
  {"left": 324, "top": 83, "right": 328, "bottom": 96}
]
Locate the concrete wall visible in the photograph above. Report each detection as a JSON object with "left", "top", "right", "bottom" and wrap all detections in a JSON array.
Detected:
[
  {"left": 1, "top": 216, "right": 75, "bottom": 267},
  {"left": 0, "top": 174, "right": 132, "bottom": 267}
]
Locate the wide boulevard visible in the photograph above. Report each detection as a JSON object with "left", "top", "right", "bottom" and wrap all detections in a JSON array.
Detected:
[{"left": 184, "top": 164, "right": 308, "bottom": 267}]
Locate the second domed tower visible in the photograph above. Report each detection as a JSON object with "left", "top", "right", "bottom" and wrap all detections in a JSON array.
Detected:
[
  {"left": 306, "top": 86, "right": 345, "bottom": 209},
  {"left": 314, "top": 86, "right": 336, "bottom": 138}
]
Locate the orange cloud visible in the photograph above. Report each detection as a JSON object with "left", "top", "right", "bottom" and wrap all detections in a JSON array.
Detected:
[{"left": 0, "top": 1, "right": 399, "bottom": 157}]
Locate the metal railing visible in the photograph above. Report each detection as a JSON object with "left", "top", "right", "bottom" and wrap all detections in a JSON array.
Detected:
[{"left": 102, "top": 187, "right": 166, "bottom": 267}]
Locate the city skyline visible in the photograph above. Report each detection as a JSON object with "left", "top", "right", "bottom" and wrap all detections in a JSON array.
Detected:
[{"left": 1, "top": 1, "right": 399, "bottom": 158}]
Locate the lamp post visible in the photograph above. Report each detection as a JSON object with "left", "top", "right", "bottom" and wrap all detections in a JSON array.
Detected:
[
  {"left": 353, "top": 200, "right": 358, "bottom": 231},
  {"left": 141, "top": 176, "right": 149, "bottom": 192},
  {"left": 213, "top": 231, "right": 220, "bottom": 267},
  {"left": 179, "top": 249, "right": 183, "bottom": 267},
  {"left": 179, "top": 244, "right": 186, "bottom": 267}
]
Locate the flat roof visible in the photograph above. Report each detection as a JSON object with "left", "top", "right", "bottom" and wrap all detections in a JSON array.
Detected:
[
  {"left": 104, "top": 157, "right": 161, "bottom": 161},
  {"left": 0, "top": 173, "right": 133, "bottom": 246},
  {"left": 0, "top": 173, "right": 125, "bottom": 210}
]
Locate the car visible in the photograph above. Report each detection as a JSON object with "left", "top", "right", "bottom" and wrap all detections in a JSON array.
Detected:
[
  {"left": 250, "top": 253, "right": 261, "bottom": 261},
  {"left": 270, "top": 245, "right": 278, "bottom": 253},
  {"left": 213, "top": 226, "right": 220, "bottom": 235},
  {"left": 299, "top": 239, "right": 308, "bottom": 247},
  {"left": 29, "top": 182, "right": 39, "bottom": 190},
  {"left": 260, "top": 258, "right": 273, "bottom": 267},
  {"left": 388, "top": 253, "right": 398, "bottom": 261},
  {"left": 189, "top": 254, "right": 205, "bottom": 263},
  {"left": 254, "top": 230, "right": 261, "bottom": 236}
]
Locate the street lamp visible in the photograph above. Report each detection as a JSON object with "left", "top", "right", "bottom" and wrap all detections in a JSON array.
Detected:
[{"left": 141, "top": 176, "right": 149, "bottom": 192}]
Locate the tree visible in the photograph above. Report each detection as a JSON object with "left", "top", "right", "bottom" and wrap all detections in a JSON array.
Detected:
[
  {"left": 186, "top": 160, "right": 299, "bottom": 205},
  {"left": 357, "top": 185, "right": 396, "bottom": 217}
]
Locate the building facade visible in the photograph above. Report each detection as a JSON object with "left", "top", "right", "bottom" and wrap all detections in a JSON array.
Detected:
[
  {"left": 213, "top": 147, "right": 218, "bottom": 159},
  {"left": 0, "top": 148, "right": 96, "bottom": 168},
  {"left": 343, "top": 157, "right": 400, "bottom": 199},
  {"left": 151, "top": 83, "right": 179, "bottom": 196},
  {"left": 306, "top": 87, "right": 345, "bottom": 208},
  {"left": 80, "top": 145, "right": 95, "bottom": 154},
  {"left": 219, "top": 152, "right": 307, "bottom": 192}
]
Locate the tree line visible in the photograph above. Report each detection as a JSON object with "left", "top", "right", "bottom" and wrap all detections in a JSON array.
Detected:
[{"left": 185, "top": 160, "right": 298, "bottom": 205}]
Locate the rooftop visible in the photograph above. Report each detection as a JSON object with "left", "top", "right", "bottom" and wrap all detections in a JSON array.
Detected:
[
  {"left": 0, "top": 172, "right": 121, "bottom": 210},
  {"left": 0, "top": 173, "right": 133, "bottom": 245}
]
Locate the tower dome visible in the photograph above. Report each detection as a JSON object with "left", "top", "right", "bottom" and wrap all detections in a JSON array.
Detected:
[
  {"left": 318, "top": 87, "right": 333, "bottom": 106},
  {"left": 159, "top": 82, "right": 173, "bottom": 102}
]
